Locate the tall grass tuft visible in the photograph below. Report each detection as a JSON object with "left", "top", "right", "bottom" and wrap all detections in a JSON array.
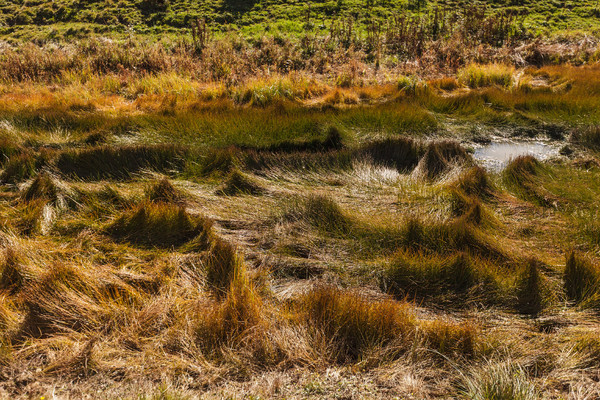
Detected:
[
  {"left": 461, "top": 361, "right": 538, "bottom": 400},
  {"left": 456, "top": 166, "right": 495, "bottom": 199},
  {"left": 0, "top": 249, "right": 27, "bottom": 294},
  {"left": 458, "top": 64, "right": 514, "bottom": 88},
  {"left": 385, "top": 251, "right": 479, "bottom": 301},
  {"left": 516, "top": 259, "right": 544, "bottom": 316},
  {"left": 288, "top": 194, "right": 353, "bottom": 235},
  {"left": 57, "top": 144, "right": 187, "bottom": 180},
  {"left": 564, "top": 251, "right": 600, "bottom": 308},
  {"left": 414, "top": 140, "right": 470, "bottom": 180},
  {"left": 21, "top": 172, "right": 58, "bottom": 204},
  {"left": 503, "top": 155, "right": 553, "bottom": 206},
  {"left": 358, "top": 136, "right": 421, "bottom": 172},
  {"left": 146, "top": 179, "right": 185, "bottom": 204},
  {"left": 204, "top": 238, "right": 246, "bottom": 298},
  {"left": 300, "top": 286, "right": 413, "bottom": 363},
  {"left": 215, "top": 169, "right": 264, "bottom": 196},
  {"left": 1, "top": 153, "right": 38, "bottom": 184},
  {"left": 105, "top": 202, "right": 213, "bottom": 249}
]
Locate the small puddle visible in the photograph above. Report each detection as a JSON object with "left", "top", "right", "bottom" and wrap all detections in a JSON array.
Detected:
[{"left": 473, "top": 141, "right": 559, "bottom": 171}]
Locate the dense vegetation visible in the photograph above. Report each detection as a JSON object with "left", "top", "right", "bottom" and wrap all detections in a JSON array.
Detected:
[
  {"left": 3, "top": 0, "right": 600, "bottom": 41},
  {"left": 1, "top": 0, "right": 600, "bottom": 398}
]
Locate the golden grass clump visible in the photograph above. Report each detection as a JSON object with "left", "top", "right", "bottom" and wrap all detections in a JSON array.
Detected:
[
  {"left": 146, "top": 178, "right": 186, "bottom": 204},
  {"left": 564, "top": 251, "right": 600, "bottom": 309},
  {"left": 458, "top": 63, "right": 515, "bottom": 88},
  {"left": 215, "top": 169, "right": 265, "bottom": 196},
  {"left": 299, "top": 286, "right": 477, "bottom": 363},
  {"left": 204, "top": 238, "right": 246, "bottom": 298},
  {"left": 516, "top": 259, "right": 545, "bottom": 316},
  {"left": 385, "top": 251, "right": 479, "bottom": 300},
  {"left": 503, "top": 155, "right": 555, "bottom": 206},
  {"left": 358, "top": 136, "right": 421, "bottom": 172},
  {"left": 21, "top": 172, "right": 58, "bottom": 204},
  {"left": 105, "top": 202, "right": 213, "bottom": 250},
  {"left": 56, "top": 144, "right": 187, "bottom": 180},
  {"left": 413, "top": 140, "right": 471, "bottom": 180}
]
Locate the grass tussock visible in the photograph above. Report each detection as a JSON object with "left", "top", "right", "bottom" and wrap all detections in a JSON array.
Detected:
[
  {"left": 1, "top": 153, "right": 39, "bottom": 184},
  {"left": 299, "top": 286, "right": 477, "bottom": 363},
  {"left": 286, "top": 194, "right": 353, "bottom": 235},
  {"left": 0, "top": 248, "right": 28, "bottom": 295},
  {"left": 458, "top": 64, "right": 515, "bottom": 88},
  {"left": 461, "top": 360, "right": 538, "bottom": 400},
  {"left": 564, "top": 251, "right": 600, "bottom": 309},
  {"left": 358, "top": 136, "right": 421, "bottom": 172},
  {"left": 18, "top": 263, "right": 141, "bottom": 339},
  {"left": 261, "top": 126, "right": 343, "bottom": 153},
  {"left": 456, "top": 166, "right": 496, "bottom": 199},
  {"left": 503, "top": 155, "right": 555, "bottom": 206},
  {"left": 571, "top": 126, "right": 600, "bottom": 151},
  {"left": 105, "top": 202, "right": 213, "bottom": 250},
  {"left": 21, "top": 172, "right": 58, "bottom": 204},
  {"left": 516, "top": 259, "right": 545, "bottom": 316},
  {"left": 385, "top": 251, "right": 481, "bottom": 301},
  {"left": 204, "top": 238, "right": 246, "bottom": 298},
  {"left": 196, "top": 279, "right": 265, "bottom": 355},
  {"left": 401, "top": 217, "right": 507, "bottom": 261},
  {"left": 57, "top": 144, "right": 187, "bottom": 180},
  {"left": 413, "top": 140, "right": 470, "bottom": 180},
  {"left": 146, "top": 179, "right": 186, "bottom": 204},
  {"left": 215, "top": 169, "right": 264, "bottom": 196}
]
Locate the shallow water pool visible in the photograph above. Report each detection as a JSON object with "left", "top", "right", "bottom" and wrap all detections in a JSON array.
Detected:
[{"left": 473, "top": 141, "right": 558, "bottom": 171}]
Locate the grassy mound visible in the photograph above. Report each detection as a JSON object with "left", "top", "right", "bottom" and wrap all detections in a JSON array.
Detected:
[
  {"left": 146, "top": 179, "right": 185, "bottom": 204},
  {"left": 57, "top": 144, "right": 187, "bottom": 180},
  {"left": 358, "top": 136, "right": 421, "bottom": 172},
  {"left": 262, "top": 126, "right": 343, "bottom": 153},
  {"left": 105, "top": 202, "right": 213, "bottom": 249},
  {"left": 215, "top": 169, "right": 264, "bottom": 196},
  {"left": 204, "top": 238, "right": 247, "bottom": 298},
  {"left": 385, "top": 252, "right": 482, "bottom": 301},
  {"left": 456, "top": 166, "right": 496, "bottom": 199},
  {"left": 300, "top": 286, "right": 477, "bottom": 363},
  {"left": 503, "top": 155, "right": 555, "bottom": 206},
  {"left": 285, "top": 194, "right": 354, "bottom": 235},
  {"left": 20, "top": 172, "right": 58, "bottom": 204},
  {"left": 564, "top": 251, "right": 600, "bottom": 309},
  {"left": 413, "top": 140, "right": 470, "bottom": 180},
  {"left": 1, "top": 153, "right": 38, "bottom": 184},
  {"left": 401, "top": 217, "right": 507, "bottom": 261},
  {"left": 516, "top": 259, "right": 545, "bottom": 316}
]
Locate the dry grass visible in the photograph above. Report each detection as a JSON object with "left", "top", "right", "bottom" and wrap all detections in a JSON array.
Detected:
[{"left": 0, "top": 56, "right": 600, "bottom": 399}]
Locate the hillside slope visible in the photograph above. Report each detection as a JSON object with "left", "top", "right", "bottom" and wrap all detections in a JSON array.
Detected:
[{"left": 2, "top": 0, "right": 600, "bottom": 42}]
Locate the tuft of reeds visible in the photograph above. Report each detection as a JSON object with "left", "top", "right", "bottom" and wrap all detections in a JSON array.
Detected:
[
  {"left": 564, "top": 251, "right": 600, "bottom": 308},
  {"left": 105, "top": 202, "right": 213, "bottom": 249},
  {"left": 146, "top": 179, "right": 185, "bottom": 204},
  {"left": 358, "top": 136, "right": 421, "bottom": 172},
  {"left": 299, "top": 286, "right": 413, "bottom": 363},
  {"left": 413, "top": 140, "right": 470, "bottom": 180},
  {"left": 21, "top": 172, "right": 58, "bottom": 204},
  {"left": 516, "top": 259, "right": 545, "bottom": 316},
  {"left": 57, "top": 144, "right": 187, "bottom": 180},
  {"left": 204, "top": 238, "right": 246, "bottom": 297},
  {"left": 458, "top": 64, "right": 514, "bottom": 88},
  {"left": 456, "top": 166, "right": 496, "bottom": 199},
  {"left": 286, "top": 194, "right": 353, "bottom": 235},
  {"left": 385, "top": 251, "right": 479, "bottom": 301},
  {"left": 215, "top": 169, "right": 264, "bottom": 196},
  {"left": 0, "top": 153, "right": 38, "bottom": 184},
  {"left": 461, "top": 361, "right": 538, "bottom": 400},
  {"left": 503, "top": 155, "right": 554, "bottom": 206}
]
